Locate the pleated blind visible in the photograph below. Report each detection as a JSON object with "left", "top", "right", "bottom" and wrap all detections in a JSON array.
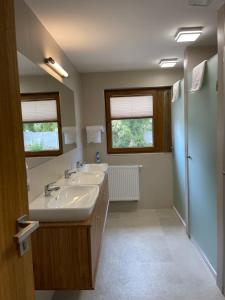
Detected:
[
  {"left": 110, "top": 96, "right": 153, "bottom": 118},
  {"left": 21, "top": 100, "right": 57, "bottom": 122}
]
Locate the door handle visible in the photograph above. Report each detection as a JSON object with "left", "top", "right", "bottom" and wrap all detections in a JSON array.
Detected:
[
  {"left": 14, "top": 215, "right": 39, "bottom": 256},
  {"left": 187, "top": 155, "right": 192, "bottom": 159}
]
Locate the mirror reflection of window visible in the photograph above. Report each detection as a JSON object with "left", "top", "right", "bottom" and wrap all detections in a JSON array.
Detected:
[
  {"left": 17, "top": 52, "right": 77, "bottom": 168},
  {"left": 21, "top": 92, "right": 63, "bottom": 157}
]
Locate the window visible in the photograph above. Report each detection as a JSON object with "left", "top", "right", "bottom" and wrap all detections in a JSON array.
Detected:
[
  {"left": 105, "top": 88, "right": 172, "bottom": 154},
  {"left": 21, "top": 92, "right": 63, "bottom": 157}
]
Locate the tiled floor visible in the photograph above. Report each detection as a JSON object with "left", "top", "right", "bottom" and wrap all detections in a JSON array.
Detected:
[{"left": 53, "top": 209, "right": 224, "bottom": 300}]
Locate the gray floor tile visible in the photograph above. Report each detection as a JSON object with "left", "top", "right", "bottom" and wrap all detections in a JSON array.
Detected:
[{"left": 53, "top": 209, "right": 224, "bottom": 300}]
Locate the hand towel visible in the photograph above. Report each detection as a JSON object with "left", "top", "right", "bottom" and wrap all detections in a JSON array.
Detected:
[
  {"left": 191, "top": 60, "right": 207, "bottom": 92},
  {"left": 86, "top": 126, "right": 104, "bottom": 144},
  {"left": 172, "top": 80, "right": 181, "bottom": 102},
  {"left": 62, "top": 126, "right": 76, "bottom": 144}
]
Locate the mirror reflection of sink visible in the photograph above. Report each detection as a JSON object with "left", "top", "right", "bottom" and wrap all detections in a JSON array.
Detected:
[
  {"left": 57, "top": 171, "right": 104, "bottom": 186},
  {"left": 81, "top": 163, "right": 108, "bottom": 173},
  {"left": 29, "top": 185, "right": 99, "bottom": 222}
]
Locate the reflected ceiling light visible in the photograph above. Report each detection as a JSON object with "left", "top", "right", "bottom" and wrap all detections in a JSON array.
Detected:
[
  {"left": 159, "top": 59, "right": 178, "bottom": 68},
  {"left": 175, "top": 27, "right": 203, "bottom": 43},
  {"left": 44, "top": 57, "right": 69, "bottom": 78}
]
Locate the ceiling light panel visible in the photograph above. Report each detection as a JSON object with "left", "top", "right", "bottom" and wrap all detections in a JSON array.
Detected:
[
  {"left": 175, "top": 27, "right": 203, "bottom": 43},
  {"left": 159, "top": 59, "right": 178, "bottom": 68}
]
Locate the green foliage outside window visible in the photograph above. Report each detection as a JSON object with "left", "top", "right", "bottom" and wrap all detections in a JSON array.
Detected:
[
  {"left": 23, "top": 122, "right": 58, "bottom": 132},
  {"left": 112, "top": 118, "right": 153, "bottom": 148},
  {"left": 26, "top": 142, "right": 44, "bottom": 152},
  {"left": 23, "top": 122, "right": 59, "bottom": 152}
]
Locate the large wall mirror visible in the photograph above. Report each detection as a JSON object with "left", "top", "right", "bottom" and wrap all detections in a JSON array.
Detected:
[{"left": 17, "top": 52, "right": 76, "bottom": 169}]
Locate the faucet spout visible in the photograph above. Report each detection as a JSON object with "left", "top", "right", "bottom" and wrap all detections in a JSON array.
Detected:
[
  {"left": 64, "top": 168, "right": 77, "bottom": 179},
  {"left": 44, "top": 182, "right": 60, "bottom": 197}
]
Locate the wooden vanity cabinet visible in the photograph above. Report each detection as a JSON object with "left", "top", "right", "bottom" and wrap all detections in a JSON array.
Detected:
[{"left": 31, "top": 176, "right": 109, "bottom": 290}]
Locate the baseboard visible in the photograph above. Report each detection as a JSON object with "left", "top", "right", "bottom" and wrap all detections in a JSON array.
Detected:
[
  {"left": 190, "top": 237, "right": 217, "bottom": 279},
  {"left": 172, "top": 207, "right": 217, "bottom": 279},
  {"left": 172, "top": 206, "right": 186, "bottom": 227}
]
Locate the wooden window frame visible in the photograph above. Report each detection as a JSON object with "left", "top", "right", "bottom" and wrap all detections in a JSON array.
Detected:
[
  {"left": 21, "top": 92, "right": 63, "bottom": 157},
  {"left": 105, "top": 87, "right": 171, "bottom": 154}
]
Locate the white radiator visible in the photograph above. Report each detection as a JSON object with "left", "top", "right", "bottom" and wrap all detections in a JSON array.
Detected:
[{"left": 108, "top": 165, "right": 141, "bottom": 201}]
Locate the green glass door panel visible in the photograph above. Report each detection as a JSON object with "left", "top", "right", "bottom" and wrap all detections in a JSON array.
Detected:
[
  {"left": 188, "top": 55, "right": 218, "bottom": 270},
  {"left": 172, "top": 80, "right": 185, "bottom": 221}
]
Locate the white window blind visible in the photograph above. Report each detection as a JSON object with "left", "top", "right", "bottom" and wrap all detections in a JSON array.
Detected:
[
  {"left": 21, "top": 100, "right": 57, "bottom": 122},
  {"left": 110, "top": 96, "right": 153, "bottom": 118}
]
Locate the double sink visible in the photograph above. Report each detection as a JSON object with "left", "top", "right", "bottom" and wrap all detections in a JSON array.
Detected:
[{"left": 29, "top": 163, "right": 108, "bottom": 222}]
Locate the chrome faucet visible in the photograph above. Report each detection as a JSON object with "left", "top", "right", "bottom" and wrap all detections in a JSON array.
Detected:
[
  {"left": 76, "top": 161, "right": 81, "bottom": 169},
  {"left": 76, "top": 161, "right": 86, "bottom": 169},
  {"left": 44, "top": 182, "right": 60, "bottom": 197},
  {"left": 80, "top": 161, "right": 86, "bottom": 167},
  {"left": 64, "top": 168, "right": 77, "bottom": 179}
]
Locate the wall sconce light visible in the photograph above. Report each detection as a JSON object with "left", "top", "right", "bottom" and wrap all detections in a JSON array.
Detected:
[
  {"left": 159, "top": 59, "right": 178, "bottom": 68},
  {"left": 44, "top": 57, "right": 69, "bottom": 78}
]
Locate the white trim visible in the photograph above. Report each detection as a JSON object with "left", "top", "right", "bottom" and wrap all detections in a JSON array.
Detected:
[
  {"left": 173, "top": 206, "right": 186, "bottom": 227},
  {"left": 190, "top": 237, "right": 217, "bottom": 279}
]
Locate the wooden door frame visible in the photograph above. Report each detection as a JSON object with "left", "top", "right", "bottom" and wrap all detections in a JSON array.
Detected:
[{"left": 0, "top": 0, "right": 35, "bottom": 299}]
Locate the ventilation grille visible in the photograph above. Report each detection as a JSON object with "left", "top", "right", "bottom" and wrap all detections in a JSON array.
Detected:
[{"left": 188, "top": 0, "right": 214, "bottom": 6}]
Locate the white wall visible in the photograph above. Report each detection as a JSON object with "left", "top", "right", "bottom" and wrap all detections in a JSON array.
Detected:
[
  {"left": 81, "top": 69, "right": 184, "bottom": 209},
  {"left": 15, "top": 1, "right": 83, "bottom": 201},
  {"left": 14, "top": 1, "right": 84, "bottom": 299}
]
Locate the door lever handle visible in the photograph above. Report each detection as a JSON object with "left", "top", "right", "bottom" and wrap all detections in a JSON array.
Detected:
[
  {"left": 14, "top": 215, "right": 39, "bottom": 256},
  {"left": 187, "top": 155, "right": 192, "bottom": 159}
]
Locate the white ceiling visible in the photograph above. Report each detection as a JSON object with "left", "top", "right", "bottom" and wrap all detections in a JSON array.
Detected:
[{"left": 24, "top": 0, "right": 223, "bottom": 72}]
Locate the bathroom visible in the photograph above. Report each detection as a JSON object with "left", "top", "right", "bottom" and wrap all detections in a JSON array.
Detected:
[{"left": 1, "top": 0, "right": 225, "bottom": 300}]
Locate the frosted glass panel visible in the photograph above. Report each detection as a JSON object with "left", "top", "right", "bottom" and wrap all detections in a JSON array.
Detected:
[
  {"left": 188, "top": 54, "right": 217, "bottom": 270},
  {"left": 110, "top": 96, "right": 153, "bottom": 118},
  {"left": 171, "top": 79, "right": 185, "bottom": 221},
  {"left": 21, "top": 100, "right": 57, "bottom": 122}
]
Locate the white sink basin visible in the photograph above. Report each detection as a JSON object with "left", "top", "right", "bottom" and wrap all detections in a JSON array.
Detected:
[
  {"left": 57, "top": 171, "right": 104, "bottom": 186},
  {"left": 81, "top": 163, "right": 108, "bottom": 173},
  {"left": 29, "top": 185, "right": 99, "bottom": 222}
]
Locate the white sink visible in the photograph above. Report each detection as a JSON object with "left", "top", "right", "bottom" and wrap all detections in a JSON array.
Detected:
[
  {"left": 29, "top": 185, "right": 99, "bottom": 222},
  {"left": 81, "top": 163, "right": 108, "bottom": 173},
  {"left": 57, "top": 171, "right": 104, "bottom": 186}
]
